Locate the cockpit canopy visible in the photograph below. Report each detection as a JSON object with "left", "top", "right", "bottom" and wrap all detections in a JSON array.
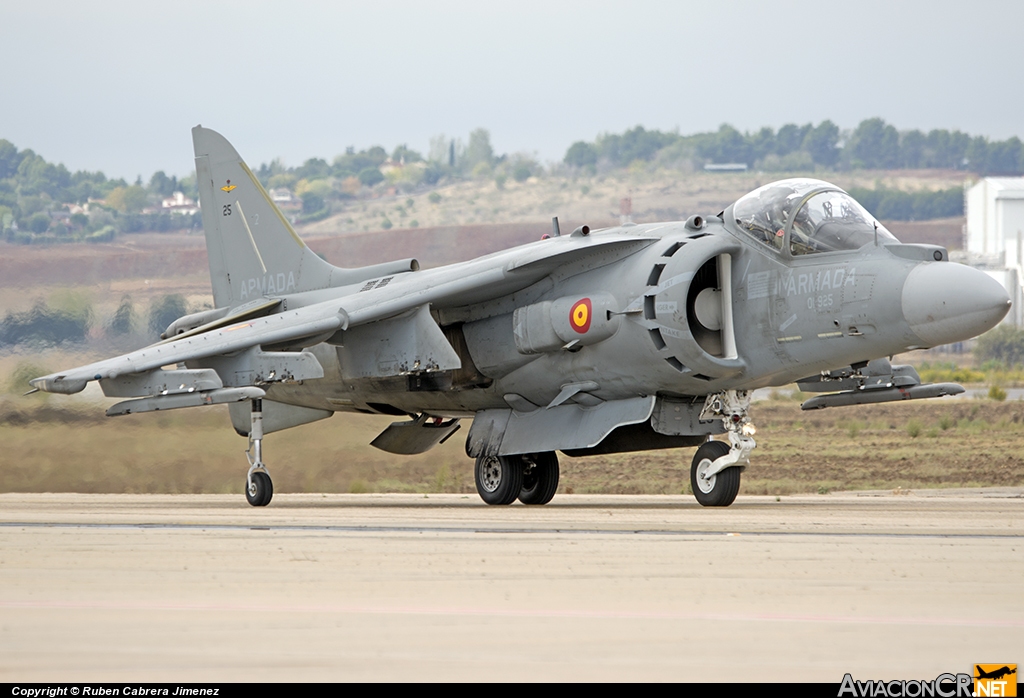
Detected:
[{"left": 731, "top": 178, "right": 898, "bottom": 256}]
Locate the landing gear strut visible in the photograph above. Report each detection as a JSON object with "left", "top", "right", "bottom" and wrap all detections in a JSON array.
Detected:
[
  {"left": 692, "top": 390, "right": 756, "bottom": 507},
  {"left": 474, "top": 451, "right": 560, "bottom": 505},
  {"left": 245, "top": 399, "right": 273, "bottom": 506}
]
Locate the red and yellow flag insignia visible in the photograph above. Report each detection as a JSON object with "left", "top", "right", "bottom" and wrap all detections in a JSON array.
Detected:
[{"left": 570, "top": 298, "right": 592, "bottom": 334}]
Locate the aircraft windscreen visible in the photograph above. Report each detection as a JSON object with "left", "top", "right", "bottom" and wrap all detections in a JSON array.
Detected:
[
  {"left": 732, "top": 179, "right": 825, "bottom": 251},
  {"left": 789, "top": 191, "right": 897, "bottom": 255},
  {"left": 732, "top": 178, "right": 898, "bottom": 255}
]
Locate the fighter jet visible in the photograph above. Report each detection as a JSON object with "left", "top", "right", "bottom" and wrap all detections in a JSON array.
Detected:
[{"left": 29, "top": 127, "right": 1012, "bottom": 507}]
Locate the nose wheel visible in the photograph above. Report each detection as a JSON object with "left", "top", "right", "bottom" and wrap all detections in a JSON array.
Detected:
[
  {"left": 690, "top": 440, "right": 740, "bottom": 507},
  {"left": 245, "top": 399, "right": 273, "bottom": 507}
]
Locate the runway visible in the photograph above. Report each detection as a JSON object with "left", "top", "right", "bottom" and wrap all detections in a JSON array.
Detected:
[{"left": 1, "top": 490, "right": 1021, "bottom": 682}]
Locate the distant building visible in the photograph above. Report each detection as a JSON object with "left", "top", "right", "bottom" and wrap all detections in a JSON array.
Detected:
[
  {"left": 703, "top": 163, "right": 748, "bottom": 172},
  {"left": 269, "top": 188, "right": 300, "bottom": 211},
  {"left": 959, "top": 177, "right": 1024, "bottom": 326},
  {"left": 161, "top": 191, "right": 199, "bottom": 215}
]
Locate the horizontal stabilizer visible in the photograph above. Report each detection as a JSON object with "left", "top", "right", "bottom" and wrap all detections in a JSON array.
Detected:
[{"left": 160, "top": 298, "right": 281, "bottom": 342}]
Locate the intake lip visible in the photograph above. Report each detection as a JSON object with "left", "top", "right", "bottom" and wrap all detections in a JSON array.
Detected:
[{"left": 902, "top": 262, "right": 1010, "bottom": 347}]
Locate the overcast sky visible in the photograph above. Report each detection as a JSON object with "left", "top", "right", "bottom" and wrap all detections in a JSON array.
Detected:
[{"left": 3, "top": 1, "right": 1022, "bottom": 180}]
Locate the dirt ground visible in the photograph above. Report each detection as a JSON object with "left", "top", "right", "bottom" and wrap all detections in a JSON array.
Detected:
[{"left": 1, "top": 396, "right": 1021, "bottom": 496}]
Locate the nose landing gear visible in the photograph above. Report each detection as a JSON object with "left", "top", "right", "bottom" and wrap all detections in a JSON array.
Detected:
[{"left": 692, "top": 389, "right": 756, "bottom": 507}]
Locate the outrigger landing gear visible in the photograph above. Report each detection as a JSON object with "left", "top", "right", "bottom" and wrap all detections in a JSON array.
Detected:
[
  {"left": 692, "top": 390, "right": 757, "bottom": 507},
  {"left": 245, "top": 398, "right": 273, "bottom": 507}
]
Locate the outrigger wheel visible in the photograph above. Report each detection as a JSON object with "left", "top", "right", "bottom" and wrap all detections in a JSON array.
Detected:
[{"left": 246, "top": 471, "right": 273, "bottom": 507}]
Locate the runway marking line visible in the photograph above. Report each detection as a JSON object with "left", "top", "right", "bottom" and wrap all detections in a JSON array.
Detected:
[
  {"left": 1, "top": 521, "right": 1021, "bottom": 540},
  {"left": 0, "top": 599, "right": 1019, "bottom": 629}
]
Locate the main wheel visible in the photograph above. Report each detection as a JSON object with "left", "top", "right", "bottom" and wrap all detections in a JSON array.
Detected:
[
  {"left": 246, "top": 471, "right": 273, "bottom": 507},
  {"left": 690, "top": 440, "right": 740, "bottom": 507},
  {"left": 518, "top": 452, "right": 559, "bottom": 505},
  {"left": 475, "top": 454, "right": 524, "bottom": 505}
]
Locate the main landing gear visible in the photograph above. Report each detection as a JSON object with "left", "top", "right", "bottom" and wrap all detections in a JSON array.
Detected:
[
  {"left": 475, "top": 451, "right": 559, "bottom": 505},
  {"left": 245, "top": 399, "right": 273, "bottom": 507},
  {"left": 691, "top": 389, "right": 757, "bottom": 507}
]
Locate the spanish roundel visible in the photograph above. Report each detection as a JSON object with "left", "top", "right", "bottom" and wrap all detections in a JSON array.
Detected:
[{"left": 570, "top": 298, "right": 592, "bottom": 334}]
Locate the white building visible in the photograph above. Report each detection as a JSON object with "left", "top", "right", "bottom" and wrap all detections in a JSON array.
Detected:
[
  {"left": 961, "top": 178, "right": 1024, "bottom": 326},
  {"left": 161, "top": 191, "right": 199, "bottom": 215}
]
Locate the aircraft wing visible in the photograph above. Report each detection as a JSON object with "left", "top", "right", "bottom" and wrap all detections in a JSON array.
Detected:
[
  {"left": 31, "top": 232, "right": 658, "bottom": 396},
  {"left": 31, "top": 304, "right": 349, "bottom": 394}
]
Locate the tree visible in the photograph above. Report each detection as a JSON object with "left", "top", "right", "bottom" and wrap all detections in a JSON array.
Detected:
[
  {"left": 899, "top": 129, "right": 926, "bottom": 169},
  {"left": 358, "top": 167, "right": 384, "bottom": 187},
  {"left": 849, "top": 118, "right": 900, "bottom": 169},
  {"left": 598, "top": 126, "right": 677, "bottom": 166},
  {"left": 564, "top": 141, "right": 597, "bottom": 168},
  {"left": 26, "top": 213, "right": 50, "bottom": 233},
  {"left": 110, "top": 294, "right": 135, "bottom": 335},
  {"left": 0, "top": 140, "right": 22, "bottom": 179},
  {"left": 463, "top": 128, "right": 495, "bottom": 171},
  {"left": 294, "top": 158, "right": 330, "bottom": 181},
  {"left": 148, "top": 295, "right": 188, "bottom": 337},
  {"left": 802, "top": 121, "right": 840, "bottom": 167},
  {"left": 149, "top": 171, "right": 177, "bottom": 197},
  {"left": 302, "top": 193, "right": 324, "bottom": 214},
  {"left": 428, "top": 134, "right": 451, "bottom": 164},
  {"left": 106, "top": 185, "right": 148, "bottom": 213},
  {"left": 391, "top": 144, "right": 423, "bottom": 163},
  {"left": 0, "top": 295, "right": 91, "bottom": 347},
  {"left": 976, "top": 325, "right": 1024, "bottom": 366},
  {"left": 697, "top": 124, "right": 750, "bottom": 164},
  {"left": 775, "top": 123, "right": 811, "bottom": 156},
  {"left": 748, "top": 127, "right": 776, "bottom": 163}
]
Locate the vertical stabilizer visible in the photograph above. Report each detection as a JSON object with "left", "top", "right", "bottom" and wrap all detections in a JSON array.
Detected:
[{"left": 193, "top": 126, "right": 337, "bottom": 308}]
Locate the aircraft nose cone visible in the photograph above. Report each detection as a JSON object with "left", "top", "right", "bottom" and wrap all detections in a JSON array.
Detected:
[{"left": 902, "top": 262, "right": 1010, "bottom": 346}]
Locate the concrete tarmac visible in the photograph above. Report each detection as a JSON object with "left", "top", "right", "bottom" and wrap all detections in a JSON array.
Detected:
[{"left": 0, "top": 490, "right": 1022, "bottom": 682}]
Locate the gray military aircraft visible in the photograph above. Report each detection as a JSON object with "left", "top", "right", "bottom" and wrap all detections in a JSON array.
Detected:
[{"left": 30, "top": 127, "right": 1012, "bottom": 507}]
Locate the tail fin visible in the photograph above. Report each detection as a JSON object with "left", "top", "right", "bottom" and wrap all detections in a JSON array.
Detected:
[
  {"left": 193, "top": 126, "right": 420, "bottom": 309},
  {"left": 193, "top": 126, "right": 339, "bottom": 308}
]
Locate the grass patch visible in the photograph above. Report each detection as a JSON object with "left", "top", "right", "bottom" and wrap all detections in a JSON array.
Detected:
[{"left": 2, "top": 399, "right": 1024, "bottom": 496}]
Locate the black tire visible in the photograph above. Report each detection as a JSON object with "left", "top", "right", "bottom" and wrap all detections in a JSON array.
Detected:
[
  {"left": 475, "top": 454, "right": 524, "bottom": 505},
  {"left": 246, "top": 471, "right": 273, "bottom": 507},
  {"left": 690, "top": 440, "right": 740, "bottom": 507},
  {"left": 518, "top": 452, "right": 559, "bottom": 505}
]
